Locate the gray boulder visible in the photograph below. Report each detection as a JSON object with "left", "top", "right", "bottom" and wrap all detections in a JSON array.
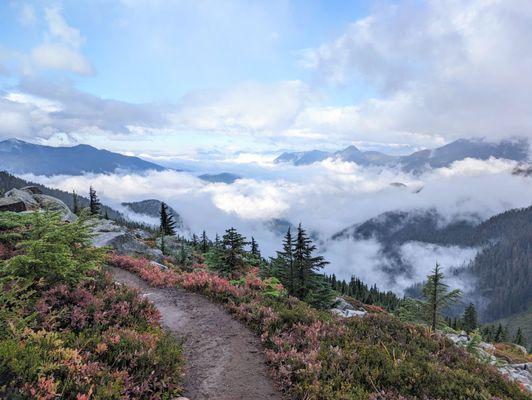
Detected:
[
  {"left": 34, "top": 194, "right": 77, "bottom": 222},
  {"left": 331, "top": 297, "right": 367, "bottom": 318},
  {"left": 92, "top": 220, "right": 163, "bottom": 261},
  {"left": 0, "top": 197, "right": 27, "bottom": 212},
  {"left": 5, "top": 188, "right": 40, "bottom": 210}
]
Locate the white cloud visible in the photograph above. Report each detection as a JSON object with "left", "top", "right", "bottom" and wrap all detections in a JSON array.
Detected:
[
  {"left": 31, "top": 43, "right": 93, "bottom": 75},
  {"left": 170, "top": 81, "right": 313, "bottom": 134},
  {"left": 18, "top": 3, "right": 36, "bottom": 26},
  {"left": 44, "top": 5, "right": 84, "bottom": 48},
  {"left": 14, "top": 4, "right": 94, "bottom": 75},
  {"left": 301, "top": 0, "right": 532, "bottom": 142}
]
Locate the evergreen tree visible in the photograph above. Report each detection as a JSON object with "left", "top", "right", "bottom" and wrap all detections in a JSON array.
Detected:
[
  {"left": 159, "top": 202, "right": 176, "bottom": 236},
  {"left": 513, "top": 327, "right": 525, "bottom": 346},
  {"left": 72, "top": 190, "right": 79, "bottom": 215},
  {"left": 494, "top": 323, "right": 504, "bottom": 342},
  {"left": 293, "top": 224, "right": 333, "bottom": 308},
  {"left": 270, "top": 227, "right": 295, "bottom": 295},
  {"left": 422, "top": 263, "right": 462, "bottom": 331},
  {"left": 200, "top": 230, "right": 209, "bottom": 253},
  {"left": 462, "top": 303, "right": 478, "bottom": 333},
  {"left": 211, "top": 227, "right": 249, "bottom": 277},
  {"left": 191, "top": 234, "right": 199, "bottom": 248},
  {"left": 89, "top": 186, "right": 101, "bottom": 216},
  {"left": 250, "top": 237, "right": 260, "bottom": 257}
]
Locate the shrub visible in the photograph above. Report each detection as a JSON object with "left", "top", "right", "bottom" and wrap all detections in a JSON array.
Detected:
[{"left": 110, "top": 254, "right": 529, "bottom": 400}]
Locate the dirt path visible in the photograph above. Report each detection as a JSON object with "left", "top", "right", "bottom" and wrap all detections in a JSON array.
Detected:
[{"left": 109, "top": 267, "right": 282, "bottom": 400}]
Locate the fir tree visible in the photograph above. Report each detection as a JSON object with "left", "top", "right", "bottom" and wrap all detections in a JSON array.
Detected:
[
  {"left": 200, "top": 230, "right": 209, "bottom": 253},
  {"left": 494, "top": 323, "right": 507, "bottom": 342},
  {"left": 72, "top": 190, "right": 79, "bottom": 215},
  {"left": 191, "top": 234, "right": 199, "bottom": 248},
  {"left": 159, "top": 202, "right": 176, "bottom": 236},
  {"left": 270, "top": 227, "right": 295, "bottom": 295},
  {"left": 89, "top": 186, "right": 101, "bottom": 216},
  {"left": 422, "top": 263, "right": 462, "bottom": 331},
  {"left": 210, "top": 227, "right": 249, "bottom": 277},
  {"left": 513, "top": 327, "right": 525, "bottom": 346},
  {"left": 462, "top": 303, "right": 478, "bottom": 333},
  {"left": 250, "top": 237, "right": 260, "bottom": 257}
]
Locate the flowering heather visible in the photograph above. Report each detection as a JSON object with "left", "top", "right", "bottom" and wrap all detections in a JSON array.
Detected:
[{"left": 108, "top": 253, "right": 529, "bottom": 400}]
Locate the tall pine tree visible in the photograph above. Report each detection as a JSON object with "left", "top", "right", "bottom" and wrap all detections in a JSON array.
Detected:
[
  {"left": 72, "top": 190, "right": 79, "bottom": 215},
  {"left": 200, "top": 230, "right": 209, "bottom": 253},
  {"left": 422, "top": 263, "right": 462, "bottom": 331},
  {"left": 462, "top": 303, "right": 478, "bottom": 333},
  {"left": 89, "top": 186, "right": 101, "bottom": 216},
  {"left": 513, "top": 327, "right": 525, "bottom": 346},
  {"left": 270, "top": 227, "right": 295, "bottom": 295},
  {"left": 159, "top": 202, "right": 176, "bottom": 236}
]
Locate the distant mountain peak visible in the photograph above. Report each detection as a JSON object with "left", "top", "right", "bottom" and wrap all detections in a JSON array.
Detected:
[
  {"left": 0, "top": 139, "right": 168, "bottom": 176},
  {"left": 274, "top": 137, "right": 530, "bottom": 172}
]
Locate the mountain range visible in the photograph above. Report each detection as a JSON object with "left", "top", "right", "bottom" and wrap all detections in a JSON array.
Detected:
[
  {"left": 275, "top": 138, "right": 530, "bottom": 172},
  {"left": 0, "top": 139, "right": 167, "bottom": 176}
]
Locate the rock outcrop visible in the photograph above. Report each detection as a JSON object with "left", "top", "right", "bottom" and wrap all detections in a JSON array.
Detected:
[
  {"left": 1, "top": 186, "right": 76, "bottom": 221},
  {"left": 445, "top": 331, "right": 532, "bottom": 392},
  {"left": 91, "top": 219, "right": 163, "bottom": 261},
  {"left": 331, "top": 297, "right": 367, "bottom": 318}
]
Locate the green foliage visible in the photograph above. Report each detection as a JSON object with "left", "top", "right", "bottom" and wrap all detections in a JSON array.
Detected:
[
  {"left": 0, "top": 212, "right": 104, "bottom": 286},
  {"left": 0, "top": 211, "right": 184, "bottom": 398},
  {"left": 159, "top": 202, "right": 176, "bottom": 236},
  {"left": 422, "top": 263, "right": 462, "bottom": 330},
  {"left": 270, "top": 225, "right": 334, "bottom": 309},
  {"left": 462, "top": 303, "right": 478, "bottom": 333},
  {"left": 207, "top": 227, "right": 249, "bottom": 277},
  {"left": 327, "top": 274, "right": 402, "bottom": 311}
]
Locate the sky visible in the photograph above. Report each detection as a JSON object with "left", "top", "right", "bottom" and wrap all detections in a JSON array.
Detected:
[{"left": 1, "top": 0, "right": 531, "bottom": 159}]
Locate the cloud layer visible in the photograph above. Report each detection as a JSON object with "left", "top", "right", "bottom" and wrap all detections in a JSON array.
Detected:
[{"left": 23, "top": 156, "right": 532, "bottom": 293}]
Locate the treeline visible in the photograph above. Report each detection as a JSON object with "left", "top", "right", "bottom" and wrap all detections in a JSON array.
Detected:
[{"left": 325, "top": 275, "right": 402, "bottom": 310}]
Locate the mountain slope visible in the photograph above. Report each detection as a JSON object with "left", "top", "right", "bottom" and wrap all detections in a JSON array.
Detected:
[
  {"left": 0, "top": 139, "right": 167, "bottom": 175},
  {"left": 332, "top": 206, "right": 532, "bottom": 323},
  {"left": 198, "top": 172, "right": 242, "bottom": 184},
  {"left": 275, "top": 138, "right": 530, "bottom": 171},
  {"left": 122, "top": 199, "right": 183, "bottom": 228}
]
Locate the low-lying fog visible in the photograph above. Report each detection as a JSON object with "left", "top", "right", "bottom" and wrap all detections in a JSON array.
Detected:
[{"left": 23, "top": 156, "right": 532, "bottom": 294}]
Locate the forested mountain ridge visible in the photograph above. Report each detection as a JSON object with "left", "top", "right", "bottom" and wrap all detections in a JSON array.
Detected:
[{"left": 332, "top": 205, "right": 532, "bottom": 323}]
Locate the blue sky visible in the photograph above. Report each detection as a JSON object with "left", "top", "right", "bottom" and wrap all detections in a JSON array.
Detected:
[{"left": 0, "top": 0, "right": 530, "bottom": 157}]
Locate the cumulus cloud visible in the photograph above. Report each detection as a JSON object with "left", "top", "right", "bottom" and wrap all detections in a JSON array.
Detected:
[
  {"left": 0, "top": 80, "right": 166, "bottom": 140},
  {"left": 301, "top": 0, "right": 532, "bottom": 142},
  {"left": 170, "top": 81, "right": 313, "bottom": 134},
  {"left": 22, "top": 156, "right": 532, "bottom": 293}
]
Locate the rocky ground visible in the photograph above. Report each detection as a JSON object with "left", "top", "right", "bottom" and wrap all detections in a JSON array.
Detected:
[{"left": 109, "top": 267, "right": 282, "bottom": 400}]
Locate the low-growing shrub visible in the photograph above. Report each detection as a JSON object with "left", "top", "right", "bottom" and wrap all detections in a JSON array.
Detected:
[
  {"left": 0, "top": 212, "right": 184, "bottom": 399},
  {"left": 108, "top": 254, "right": 529, "bottom": 400}
]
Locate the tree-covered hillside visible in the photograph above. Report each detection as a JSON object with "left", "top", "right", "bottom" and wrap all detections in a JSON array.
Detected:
[{"left": 332, "top": 206, "right": 532, "bottom": 323}]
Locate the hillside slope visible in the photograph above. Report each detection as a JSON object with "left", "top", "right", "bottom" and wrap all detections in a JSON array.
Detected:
[{"left": 332, "top": 206, "right": 532, "bottom": 323}]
